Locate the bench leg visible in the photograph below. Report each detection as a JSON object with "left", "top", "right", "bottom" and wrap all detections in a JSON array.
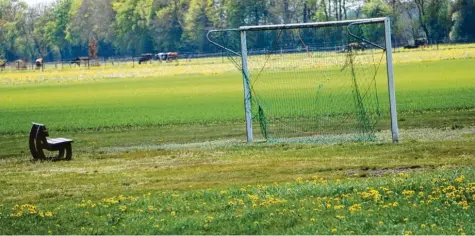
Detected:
[
  {"left": 55, "top": 148, "right": 65, "bottom": 161},
  {"left": 65, "top": 144, "right": 73, "bottom": 161}
]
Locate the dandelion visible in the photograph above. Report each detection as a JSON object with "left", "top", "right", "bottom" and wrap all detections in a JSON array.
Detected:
[
  {"left": 331, "top": 228, "right": 337, "bottom": 233},
  {"left": 311, "top": 218, "right": 316, "bottom": 222},
  {"left": 171, "top": 211, "right": 176, "bottom": 216},
  {"left": 349, "top": 204, "right": 361, "bottom": 213},
  {"left": 334, "top": 205, "right": 345, "bottom": 210},
  {"left": 455, "top": 175, "right": 465, "bottom": 183},
  {"left": 402, "top": 190, "right": 415, "bottom": 195},
  {"left": 430, "top": 224, "right": 437, "bottom": 228},
  {"left": 206, "top": 216, "right": 214, "bottom": 223},
  {"left": 421, "top": 224, "right": 426, "bottom": 228},
  {"left": 404, "top": 231, "right": 412, "bottom": 236},
  {"left": 397, "top": 172, "right": 409, "bottom": 179},
  {"left": 296, "top": 177, "right": 304, "bottom": 183},
  {"left": 378, "top": 221, "right": 384, "bottom": 226},
  {"left": 45, "top": 211, "right": 53, "bottom": 217}
]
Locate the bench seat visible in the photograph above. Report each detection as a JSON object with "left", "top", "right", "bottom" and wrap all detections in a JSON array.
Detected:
[{"left": 29, "top": 123, "right": 73, "bottom": 161}]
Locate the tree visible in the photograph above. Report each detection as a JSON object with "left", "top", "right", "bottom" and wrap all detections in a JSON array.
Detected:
[
  {"left": 149, "top": 0, "right": 186, "bottom": 51},
  {"left": 450, "top": 0, "right": 475, "bottom": 41}
]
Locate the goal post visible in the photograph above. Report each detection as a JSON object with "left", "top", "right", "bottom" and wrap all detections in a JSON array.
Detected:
[{"left": 208, "top": 17, "right": 399, "bottom": 143}]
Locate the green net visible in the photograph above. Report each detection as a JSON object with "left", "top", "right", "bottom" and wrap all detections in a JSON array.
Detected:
[{"left": 209, "top": 23, "right": 388, "bottom": 143}]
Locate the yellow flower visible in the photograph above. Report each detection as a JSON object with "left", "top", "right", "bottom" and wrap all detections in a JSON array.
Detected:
[
  {"left": 430, "top": 224, "right": 437, "bottom": 228},
  {"left": 194, "top": 210, "right": 200, "bottom": 214},
  {"left": 206, "top": 216, "right": 214, "bottom": 222},
  {"left": 311, "top": 218, "right": 316, "bottom": 222},
  {"left": 378, "top": 221, "right": 384, "bottom": 226},
  {"left": 171, "top": 211, "right": 176, "bottom": 216},
  {"left": 45, "top": 211, "right": 53, "bottom": 217},
  {"left": 331, "top": 228, "right": 337, "bottom": 233},
  {"left": 334, "top": 205, "right": 345, "bottom": 210},
  {"left": 335, "top": 215, "right": 345, "bottom": 219},
  {"left": 119, "top": 206, "right": 127, "bottom": 211},
  {"left": 296, "top": 177, "right": 303, "bottom": 183},
  {"left": 455, "top": 175, "right": 465, "bottom": 183},
  {"left": 403, "top": 218, "right": 408, "bottom": 222},
  {"left": 421, "top": 224, "right": 426, "bottom": 228},
  {"left": 349, "top": 204, "right": 361, "bottom": 213},
  {"left": 404, "top": 231, "right": 412, "bottom": 236}
]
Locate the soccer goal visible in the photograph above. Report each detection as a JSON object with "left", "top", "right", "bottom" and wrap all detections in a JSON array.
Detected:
[{"left": 208, "top": 17, "right": 399, "bottom": 143}]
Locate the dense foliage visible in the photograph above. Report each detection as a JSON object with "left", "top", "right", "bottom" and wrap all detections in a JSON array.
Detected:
[{"left": 0, "top": 0, "right": 474, "bottom": 61}]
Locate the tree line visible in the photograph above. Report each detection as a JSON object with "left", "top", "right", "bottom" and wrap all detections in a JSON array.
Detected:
[{"left": 0, "top": 0, "right": 474, "bottom": 61}]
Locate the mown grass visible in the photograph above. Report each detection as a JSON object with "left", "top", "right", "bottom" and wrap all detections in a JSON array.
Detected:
[
  {"left": 0, "top": 58, "right": 473, "bottom": 134},
  {"left": 0, "top": 45, "right": 474, "bottom": 234}
]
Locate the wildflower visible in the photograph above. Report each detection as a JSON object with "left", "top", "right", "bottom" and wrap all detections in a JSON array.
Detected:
[
  {"left": 378, "top": 221, "right": 384, "bottom": 226},
  {"left": 206, "top": 216, "right": 214, "bottom": 223},
  {"left": 402, "top": 190, "right": 415, "bottom": 195},
  {"left": 335, "top": 215, "right": 345, "bottom": 219},
  {"left": 171, "top": 211, "right": 176, "bottom": 216},
  {"left": 171, "top": 194, "right": 179, "bottom": 198},
  {"left": 202, "top": 202, "right": 207, "bottom": 206},
  {"left": 403, "top": 218, "right": 408, "bottom": 222},
  {"left": 455, "top": 175, "right": 465, "bottom": 183},
  {"left": 194, "top": 210, "right": 200, "bottom": 214},
  {"left": 311, "top": 218, "right": 316, "bottom": 222},
  {"left": 421, "top": 224, "right": 426, "bottom": 228},
  {"left": 84, "top": 211, "right": 89, "bottom": 215},
  {"left": 45, "top": 211, "right": 53, "bottom": 217},
  {"left": 431, "top": 224, "right": 437, "bottom": 228},
  {"left": 296, "top": 177, "right": 304, "bottom": 183},
  {"left": 349, "top": 204, "right": 361, "bottom": 213},
  {"left": 334, "top": 205, "right": 345, "bottom": 210},
  {"left": 331, "top": 228, "right": 337, "bottom": 233},
  {"left": 153, "top": 224, "right": 160, "bottom": 229},
  {"left": 220, "top": 190, "right": 227, "bottom": 195},
  {"left": 397, "top": 172, "right": 409, "bottom": 179},
  {"left": 119, "top": 206, "right": 127, "bottom": 211},
  {"left": 404, "top": 231, "right": 412, "bottom": 236}
]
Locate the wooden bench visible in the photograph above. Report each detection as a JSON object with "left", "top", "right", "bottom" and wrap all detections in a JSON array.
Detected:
[{"left": 29, "top": 123, "right": 73, "bottom": 161}]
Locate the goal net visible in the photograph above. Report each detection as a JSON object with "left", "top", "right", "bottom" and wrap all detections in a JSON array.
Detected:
[{"left": 208, "top": 18, "right": 398, "bottom": 143}]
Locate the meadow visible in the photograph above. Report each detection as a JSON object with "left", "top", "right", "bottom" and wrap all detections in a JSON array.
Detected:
[{"left": 0, "top": 44, "right": 474, "bottom": 234}]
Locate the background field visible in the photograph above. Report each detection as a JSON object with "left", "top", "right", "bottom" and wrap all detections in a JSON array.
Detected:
[{"left": 0, "top": 44, "right": 474, "bottom": 234}]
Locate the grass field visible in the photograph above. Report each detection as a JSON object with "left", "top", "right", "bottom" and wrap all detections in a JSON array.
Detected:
[{"left": 0, "top": 44, "right": 474, "bottom": 234}]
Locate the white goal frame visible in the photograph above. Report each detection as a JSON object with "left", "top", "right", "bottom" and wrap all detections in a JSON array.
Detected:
[{"left": 211, "top": 17, "right": 399, "bottom": 143}]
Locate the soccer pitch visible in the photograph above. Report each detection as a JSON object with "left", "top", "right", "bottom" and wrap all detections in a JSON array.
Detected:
[{"left": 0, "top": 45, "right": 474, "bottom": 234}]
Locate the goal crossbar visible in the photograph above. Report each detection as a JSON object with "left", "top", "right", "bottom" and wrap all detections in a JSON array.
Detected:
[{"left": 239, "top": 18, "right": 387, "bottom": 32}]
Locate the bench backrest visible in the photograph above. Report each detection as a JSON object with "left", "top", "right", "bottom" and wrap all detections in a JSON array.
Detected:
[{"left": 29, "top": 123, "right": 49, "bottom": 159}]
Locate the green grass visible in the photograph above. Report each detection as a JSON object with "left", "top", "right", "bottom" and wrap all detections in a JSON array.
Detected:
[
  {"left": 0, "top": 59, "right": 473, "bottom": 134},
  {"left": 0, "top": 137, "right": 474, "bottom": 234},
  {"left": 0, "top": 46, "right": 474, "bottom": 234}
]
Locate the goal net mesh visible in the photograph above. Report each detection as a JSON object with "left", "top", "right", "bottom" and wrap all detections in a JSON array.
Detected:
[{"left": 210, "top": 23, "right": 388, "bottom": 143}]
